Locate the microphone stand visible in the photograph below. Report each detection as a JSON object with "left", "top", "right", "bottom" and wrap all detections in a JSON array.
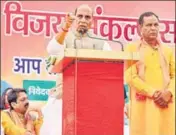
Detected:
[
  {"left": 86, "top": 32, "right": 124, "bottom": 51},
  {"left": 86, "top": 31, "right": 125, "bottom": 64},
  {"left": 73, "top": 30, "right": 84, "bottom": 135}
]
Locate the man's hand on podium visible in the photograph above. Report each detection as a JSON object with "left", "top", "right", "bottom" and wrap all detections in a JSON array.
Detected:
[
  {"left": 49, "top": 83, "right": 63, "bottom": 99},
  {"left": 45, "top": 56, "right": 57, "bottom": 75}
]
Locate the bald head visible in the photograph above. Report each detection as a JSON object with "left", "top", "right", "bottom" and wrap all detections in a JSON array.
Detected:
[{"left": 74, "top": 4, "right": 93, "bottom": 16}]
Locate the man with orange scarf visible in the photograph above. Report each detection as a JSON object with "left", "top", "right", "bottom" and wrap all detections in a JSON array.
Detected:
[{"left": 124, "top": 12, "right": 175, "bottom": 135}]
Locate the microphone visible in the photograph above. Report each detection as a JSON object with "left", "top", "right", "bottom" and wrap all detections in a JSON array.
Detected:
[
  {"left": 64, "top": 28, "right": 85, "bottom": 72},
  {"left": 86, "top": 32, "right": 124, "bottom": 51},
  {"left": 78, "top": 28, "right": 88, "bottom": 35},
  {"left": 74, "top": 28, "right": 85, "bottom": 49}
]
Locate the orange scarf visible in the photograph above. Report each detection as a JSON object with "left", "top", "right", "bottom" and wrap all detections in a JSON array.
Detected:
[
  {"left": 8, "top": 110, "right": 36, "bottom": 134},
  {"left": 136, "top": 38, "right": 170, "bottom": 100},
  {"left": 8, "top": 110, "right": 26, "bottom": 128}
]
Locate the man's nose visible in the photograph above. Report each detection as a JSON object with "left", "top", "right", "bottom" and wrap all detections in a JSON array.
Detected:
[
  {"left": 80, "top": 17, "right": 86, "bottom": 22},
  {"left": 25, "top": 99, "right": 29, "bottom": 104},
  {"left": 151, "top": 25, "right": 157, "bottom": 30}
]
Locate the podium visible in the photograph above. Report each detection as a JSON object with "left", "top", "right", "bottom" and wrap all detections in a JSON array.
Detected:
[{"left": 50, "top": 49, "right": 139, "bottom": 135}]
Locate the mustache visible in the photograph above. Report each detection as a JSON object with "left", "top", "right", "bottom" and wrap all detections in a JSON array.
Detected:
[
  {"left": 25, "top": 102, "right": 29, "bottom": 107},
  {"left": 78, "top": 28, "right": 88, "bottom": 35}
]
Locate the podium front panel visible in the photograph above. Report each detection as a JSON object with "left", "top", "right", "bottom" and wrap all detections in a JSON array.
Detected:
[{"left": 62, "top": 61, "right": 124, "bottom": 135}]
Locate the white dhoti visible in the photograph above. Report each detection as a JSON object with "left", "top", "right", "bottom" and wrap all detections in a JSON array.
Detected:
[{"left": 40, "top": 97, "right": 62, "bottom": 135}]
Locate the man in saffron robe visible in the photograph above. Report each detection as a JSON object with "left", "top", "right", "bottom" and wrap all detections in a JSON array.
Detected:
[{"left": 124, "top": 12, "right": 175, "bottom": 135}]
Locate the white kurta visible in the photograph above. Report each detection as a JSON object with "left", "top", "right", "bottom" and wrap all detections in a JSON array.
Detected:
[
  {"left": 47, "top": 36, "right": 111, "bottom": 56},
  {"left": 41, "top": 31, "right": 112, "bottom": 135}
]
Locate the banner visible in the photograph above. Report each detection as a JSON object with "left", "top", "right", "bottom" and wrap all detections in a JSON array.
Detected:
[
  {"left": 23, "top": 80, "right": 56, "bottom": 101},
  {"left": 1, "top": 1, "right": 175, "bottom": 101}
]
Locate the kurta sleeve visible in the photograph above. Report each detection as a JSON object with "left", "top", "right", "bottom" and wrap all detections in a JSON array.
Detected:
[
  {"left": 167, "top": 49, "right": 175, "bottom": 99},
  {"left": 34, "top": 117, "right": 44, "bottom": 135},
  {"left": 47, "top": 37, "right": 65, "bottom": 56},
  {"left": 124, "top": 44, "right": 155, "bottom": 97}
]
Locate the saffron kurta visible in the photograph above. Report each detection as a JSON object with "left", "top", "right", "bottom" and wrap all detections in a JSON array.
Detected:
[
  {"left": 1, "top": 111, "right": 43, "bottom": 135},
  {"left": 124, "top": 42, "right": 175, "bottom": 135}
]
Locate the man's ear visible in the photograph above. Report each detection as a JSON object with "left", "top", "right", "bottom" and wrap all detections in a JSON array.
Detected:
[
  {"left": 74, "top": 8, "right": 77, "bottom": 16},
  {"left": 138, "top": 24, "right": 142, "bottom": 31},
  {"left": 11, "top": 102, "right": 17, "bottom": 109},
  {"left": 138, "top": 24, "right": 142, "bottom": 37},
  {"left": 89, "top": 18, "right": 93, "bottom": 29}
]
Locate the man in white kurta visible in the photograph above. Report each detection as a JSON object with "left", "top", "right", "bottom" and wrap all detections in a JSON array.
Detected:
[{"left": 40, "top": 4, "right": 111, "bottom": 135}]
